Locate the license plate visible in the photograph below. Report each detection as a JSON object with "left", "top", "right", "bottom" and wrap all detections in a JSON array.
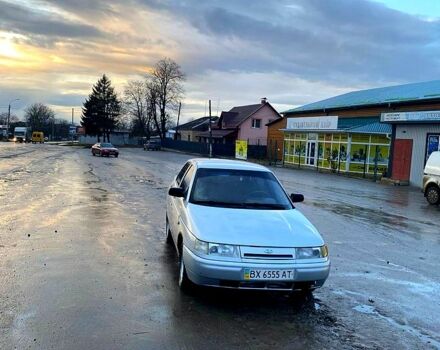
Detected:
[{"left": 243, "top": 268, "right": 295, "bottom": 281}]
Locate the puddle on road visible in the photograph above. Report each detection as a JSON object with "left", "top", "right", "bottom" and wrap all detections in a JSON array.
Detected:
[
  {"left": 311, "top": 201, "right": 433, "bottom": 238},
  {"left": 352, "top": 303, "right": 440, "bottom": 348},
  {"left": 353, "top": 304, "right": 375, "bottom": 314}
]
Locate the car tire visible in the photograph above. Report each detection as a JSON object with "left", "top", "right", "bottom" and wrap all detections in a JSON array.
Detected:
[
  {"left": 165, "top": 219, "right": 173, "bottom": 245},
  {"left": 426, "top": 186, "right": 440, "bottom": 205},
  {"left": 115, "top": 154, "right": 118, "bottom": 158},
  {"left": 92, "top": 152, "right": 95, "bottom": 156},
  {"left": 178, "top": 252, "right": 193, "bottom": 292}
]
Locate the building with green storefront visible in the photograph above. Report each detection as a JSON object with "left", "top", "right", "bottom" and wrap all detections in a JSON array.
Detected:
[
  {"left": 282, "top": 116, "right": 391, "bottom": 177},
  {"left": 267, "top": 80, "right": 440, "bottom": 183}
]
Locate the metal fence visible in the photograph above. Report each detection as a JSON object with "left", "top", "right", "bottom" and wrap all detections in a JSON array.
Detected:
[{"left": 162, "top": 139, "right": 267, "bottom": 160}]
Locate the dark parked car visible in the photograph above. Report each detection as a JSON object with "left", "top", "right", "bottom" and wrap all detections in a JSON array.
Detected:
[
  {"left": 91, "top": 143, "right": 119, "bottom": 157},
  {"left": 144, "top": 139, "right": 161, "bottom": 151}
]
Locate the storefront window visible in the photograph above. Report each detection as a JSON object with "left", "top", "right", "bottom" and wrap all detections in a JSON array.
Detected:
[
  {"left": 283, "top": 131, "right": 390, "bottom": 176},
  {"left": 369, "top": 144, "right": 389, "bottom": 165},
  {"left": 351, "top": 143, "right": 367, "bottom": 162},
  {"left": 426, "top": 134, "right": 440, "bottom": 161}
]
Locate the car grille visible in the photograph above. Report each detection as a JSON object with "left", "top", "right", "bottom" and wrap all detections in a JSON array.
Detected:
[
  {"left": 240, "top": 246, "right": 295, "bottom": 260},
  {"left": 242, "top": 253, "right": 293, "bottom": 259}
]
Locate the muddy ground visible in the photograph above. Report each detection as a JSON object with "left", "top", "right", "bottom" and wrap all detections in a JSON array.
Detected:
[{"left": 0, "top": 143, "right": 439, "bottom": 349}]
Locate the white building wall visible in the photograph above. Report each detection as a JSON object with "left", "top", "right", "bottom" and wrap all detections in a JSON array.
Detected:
[
  {"left": 79, "top": 133, "right": 139, "bottom": 146},
  {"left": 395, "top": 124, "right": 440, "bottom": 187}
]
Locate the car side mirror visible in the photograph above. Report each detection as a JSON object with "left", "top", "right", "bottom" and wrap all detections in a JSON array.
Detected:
[
  {"left": 290, "top": 193, "right": 304, "bottom": 203},
  {"left": 169, "top": 187, "right": 185, "bottom": 198}
]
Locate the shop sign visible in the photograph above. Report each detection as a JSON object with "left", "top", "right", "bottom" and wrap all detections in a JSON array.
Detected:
[
  {"left": 286, "top": 116, "right": 338, "bottom": 130},
  {"left": 235, "top": 140, "right": 248, "bottom": 160},
  {"left": 381, "top": 111, "right": 440, "bottom": 122}
]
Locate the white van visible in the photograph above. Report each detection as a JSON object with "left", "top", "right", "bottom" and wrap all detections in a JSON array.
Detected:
[{"left": 423, "top": 151, "right": 440, "bottom": 205}]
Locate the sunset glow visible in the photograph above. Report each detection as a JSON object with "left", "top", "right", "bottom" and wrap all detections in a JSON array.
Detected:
[{"left": 0, "top": 0, "right": 439, "bottom": 121}]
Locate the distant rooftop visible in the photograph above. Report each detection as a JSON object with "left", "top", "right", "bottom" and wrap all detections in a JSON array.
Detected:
[
  {"left": 222, "top": 104, "right": 263, "bottom": 128},
  {"left": 177, "top": 116, "right": 218, "bottom": 131},
  {"left": 284, "top": 80, "right": 440, "bottom": 114}
]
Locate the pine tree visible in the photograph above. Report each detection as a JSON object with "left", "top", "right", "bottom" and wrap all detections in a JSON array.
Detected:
[{"left": 81, "top": 74, "right": 121, "bottom": 142}]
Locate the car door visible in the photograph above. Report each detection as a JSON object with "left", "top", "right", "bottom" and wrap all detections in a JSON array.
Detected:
[
  {"left": 174, "top": 165, "right": 196, "bottom": 237},
  {"left": 168, "top": 162, "right": 191, "bottom": 236}
]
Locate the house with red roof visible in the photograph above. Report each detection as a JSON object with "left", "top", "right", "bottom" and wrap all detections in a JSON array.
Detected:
[{"left": 196, "top": 98, "right": 281, "bottom": 145}]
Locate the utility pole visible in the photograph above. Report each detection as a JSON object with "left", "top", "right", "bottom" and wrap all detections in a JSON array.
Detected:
[
  {"left": 6, "top": 98, "right": 20, "bottom": 138},
  {"left": 71, "top": 108, "right": 74, "bottom": 143},
  {"left": 209, "top": 100, "right": 212, "bottom": 158},
  {"left": 175, "top": 102, "right": 181, "bottom": 140},
  {"left": 7, "top": 104, "right": 11, "bottom": 136}
]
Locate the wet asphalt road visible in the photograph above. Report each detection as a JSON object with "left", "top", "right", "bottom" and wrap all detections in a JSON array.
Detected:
[{"left": 0, "top": 143, "right": 439, "bottom": 350}]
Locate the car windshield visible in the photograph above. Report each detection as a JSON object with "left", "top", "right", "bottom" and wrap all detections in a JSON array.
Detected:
[
  {"left": 189, "top": 168, "right": 293, "bottom": 210},
  {"left": 101, "top": 143, "right": 114, "bottom": 148}
]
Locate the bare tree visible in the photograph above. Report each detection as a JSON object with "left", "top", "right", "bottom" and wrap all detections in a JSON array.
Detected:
[
  {"left": 147, "top": 58, "right": 185, "bottom": 140},
  {"left": 0, "top": 112, "right": 19, "bottom": 125},
  {"left": 24, "top": 103, "right": 55, "bottom": 134},
  {"left": 123, "top": 80, "right": 152, "bottom": 137}
]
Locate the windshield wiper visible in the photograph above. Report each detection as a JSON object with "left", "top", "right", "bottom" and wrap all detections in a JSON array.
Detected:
[
  {"left": 191, "top": 200, "right": 287, "bottom": 209},
  {"left": 242, "top": 203, "right": 287, "bottom": 209},
  {"left": 191, "top": 200, "right": 244, "bottom": 208}
]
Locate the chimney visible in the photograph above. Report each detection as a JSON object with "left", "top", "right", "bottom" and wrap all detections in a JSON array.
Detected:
[{"left": 261, "top": 97, "right": 267, "bottom": 104}]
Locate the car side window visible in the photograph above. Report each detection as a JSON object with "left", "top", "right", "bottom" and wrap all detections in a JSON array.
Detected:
[
  {"left": 180, "top": 165, "right": 195, "bottom": 195},
  {"left": 176, "top": 162, "right": 191, "bottom": 185}
]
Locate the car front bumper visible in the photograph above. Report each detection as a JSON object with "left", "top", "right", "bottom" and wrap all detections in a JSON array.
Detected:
[{"left": 183, "top": 246, "right": 330, "bottom": 291}]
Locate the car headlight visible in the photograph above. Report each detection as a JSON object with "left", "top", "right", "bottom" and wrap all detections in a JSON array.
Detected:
[
  {"left": 191, "top": 235, "right": 239, "bottom": 258},
  {"left": 297, "top": 245, "right": 328, "bottom": 259},
  {"left": 208, "top": 243, "right": 240, "bottom": 258}
]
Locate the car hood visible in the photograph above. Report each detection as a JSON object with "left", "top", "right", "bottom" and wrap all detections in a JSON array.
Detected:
[
  {"left": 102, "top": 148, "right": 118, "bottom": 151},
  {"left": 185, "top": 203, "right": 324, "bottom": 247}
]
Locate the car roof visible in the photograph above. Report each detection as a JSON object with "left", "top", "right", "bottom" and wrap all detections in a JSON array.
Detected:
[{"left": 190, "top": 158, "right": 271, "bottom": 172}]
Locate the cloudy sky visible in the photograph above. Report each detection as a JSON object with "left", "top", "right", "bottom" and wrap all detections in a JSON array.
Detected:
[{"left": 1, "top": 0, "right": 440, "bottom": 123}]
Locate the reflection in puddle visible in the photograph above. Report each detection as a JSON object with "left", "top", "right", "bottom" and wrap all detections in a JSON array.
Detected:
[
  {"left": 353, "top": 303, "right": 440, "bottom": 347},
  {"left": 310, "top": 201, "right": 432, "bottom": 239}
]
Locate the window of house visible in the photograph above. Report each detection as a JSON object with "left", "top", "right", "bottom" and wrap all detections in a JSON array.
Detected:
[{"left": 252, "top": 119, "right": 261, "bottom": 128}]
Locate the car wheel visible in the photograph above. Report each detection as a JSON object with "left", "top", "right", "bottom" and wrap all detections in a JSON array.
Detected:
[
  {"left": 115, "top": 154, "right": 118, "bottom": 158},
  {"left": 92, "top": 152, "right": 95, "bottom": 156},
  {"left": 165, "top": 218, "right": 173, "bottom": 245},
  {"left": 178, "top": 252, "right": 193, "bottom": 292},
  {"left": 426, "top": 186, "right": 440, "bottom": 205}
]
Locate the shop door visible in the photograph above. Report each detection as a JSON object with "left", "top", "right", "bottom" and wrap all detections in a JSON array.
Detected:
[
  {"left": 306, "top": 140, "right": 317, "bottom": 166},
  {"left": 392, "top": 139, "right": 413, "bottom": 181}
]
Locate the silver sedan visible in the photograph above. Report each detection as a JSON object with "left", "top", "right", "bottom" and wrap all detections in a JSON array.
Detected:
[{"left": 166, "top": 159, "right": 330, "bottom": 293}]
